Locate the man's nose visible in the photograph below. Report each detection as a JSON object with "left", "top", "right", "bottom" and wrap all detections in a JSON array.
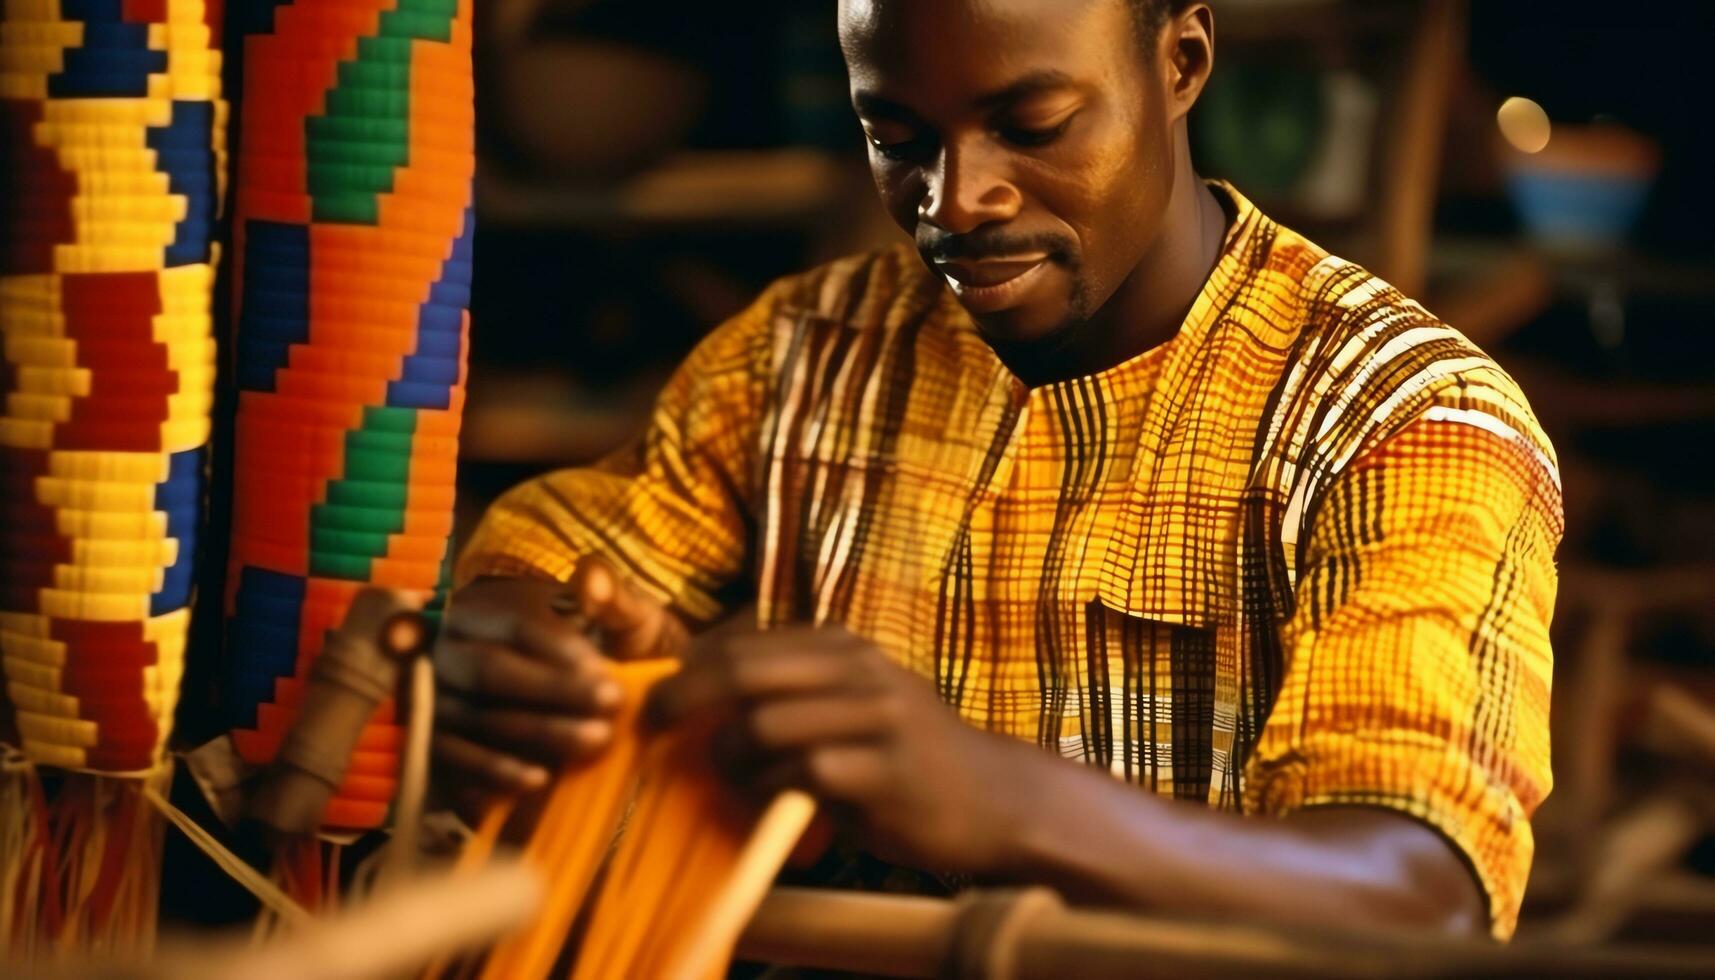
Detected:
[{"left": 919, "top": 140, "right": 1022, "bottom": 236}]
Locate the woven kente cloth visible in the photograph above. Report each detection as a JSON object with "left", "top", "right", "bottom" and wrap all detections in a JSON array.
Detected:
[
  {"left": 221, "top": 0, "right": 472, "bottom": 831},
  {"left": 1, "top": 0, "right": 225, "bottom": 775},
  {"left": 459, "top": 182, "right": 1563, "bottom": 938}
]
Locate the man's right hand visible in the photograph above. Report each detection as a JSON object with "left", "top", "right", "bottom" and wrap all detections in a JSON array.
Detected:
[{"left": 431, "top": 556, "right": 688, "bottom": 815}]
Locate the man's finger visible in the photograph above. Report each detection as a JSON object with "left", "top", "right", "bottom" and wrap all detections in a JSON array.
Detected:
[
  {"left": 445, "top": 584, "right": 604, "bottom": 668},
  {"left": 509, "top": 615, "right": 617, "bottom": 671},
  {"left": 644, "top": 632, "right": 869, "bottom": 730},
  {"left": 739, "top": 694, "right": 900, "bottom": 752},
  {"left": 569, "top": 555, "right": 689, "bottom": 660},
  {"left": 751, "top": 744, "right": 890, "bottom": 804},
  {"left": 803, "top": 743, "right": 892, "bottom": 802},
  {"left": 445, "top": 577, "right": 577, "bottom": 643},
  {"left": 435, "top": 637, "right": 622, "bottom": 713},
  {"left": 436, "top": 694, "right": 615, "bottom": 764},
  {"left": 432, "top": 731, "right": 550, "bottom": 793}
]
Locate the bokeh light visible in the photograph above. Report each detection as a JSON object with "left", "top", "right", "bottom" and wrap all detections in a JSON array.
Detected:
[{"left": 1497, "top": 95, "right": 1552, "bottom": 153}]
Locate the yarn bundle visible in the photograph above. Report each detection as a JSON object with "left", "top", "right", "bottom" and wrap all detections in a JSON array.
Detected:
[
  {"left": 0, "top": 0, "right": 225, "bottom": 948},
  {"left": 222, "top": 0, "right": 473, "bottom": 834},
  {"left": 445, "top": 660, "right": 819, "bottom": 980}
]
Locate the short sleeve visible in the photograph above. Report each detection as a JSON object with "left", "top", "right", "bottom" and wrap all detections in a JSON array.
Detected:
[
  {"left": 454, "top": 283, "right": 779, "bottom": 623},
  {"left": 1243, "top": 409, "right": 1563, "bottom": 938}
]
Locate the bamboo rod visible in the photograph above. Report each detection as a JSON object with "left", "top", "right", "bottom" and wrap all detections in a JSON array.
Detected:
[
  {"left": 737, "top": 889, "right": 962, "bottom": 977},
  {"left": 383, "top": 643, "right": 436, "bottom": 887},
  {"left": 135, "top": 861, "right": 542, "bottom": 980},
  {"left": 661, "top": 789, "right": 816, "bottom": 978},
  {"left": 1370, "top": 0, "right": 1462, "bottom": 297},
  {"left": 735, "top": 887, "right": 1715, "bottom": 980}
]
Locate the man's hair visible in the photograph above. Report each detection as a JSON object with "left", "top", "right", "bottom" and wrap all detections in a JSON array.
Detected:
[{"left": 1129, "top": 0, "right": 1195, "bottom": 54}]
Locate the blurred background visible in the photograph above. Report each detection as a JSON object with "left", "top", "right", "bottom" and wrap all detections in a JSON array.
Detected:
[{"left": 459, "top": 0, "right": 1715, "bottom": 948}]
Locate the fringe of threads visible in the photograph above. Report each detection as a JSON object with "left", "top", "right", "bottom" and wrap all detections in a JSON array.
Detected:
[
  {"left": 253, "top": 837, "right": 345, "bottom": 944},
  {"left": 1, "top": 760, "right": 171, "bottom": 962},
  {"left": 1, "top": 755, "right": 49, "bottom": 961}
]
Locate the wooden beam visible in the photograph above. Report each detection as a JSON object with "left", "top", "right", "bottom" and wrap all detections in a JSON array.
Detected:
[
  {"left": 1371, "top": 0, "right": 1463, "bottom": 297},
  {"left": 737, "top": 886, "right": 1715, "bottom": 979}
]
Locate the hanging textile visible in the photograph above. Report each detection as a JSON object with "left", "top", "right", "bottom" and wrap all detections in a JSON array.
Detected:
[
  {"left": 0, "top": 0, "right": 226, "bottom": 952},
  {"left": 220, "top": 0, "right": 473, "bottom": 839}
]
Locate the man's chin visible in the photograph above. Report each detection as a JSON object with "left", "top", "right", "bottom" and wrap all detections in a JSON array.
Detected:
[{"left": 969, "top": 306, "right": 1084, "bottom": 363}]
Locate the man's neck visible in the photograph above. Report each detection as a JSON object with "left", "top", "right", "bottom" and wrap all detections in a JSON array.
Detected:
[
  {"left": 994, "top": 145, "right": 1228, "bottom": 388},
  {"left": 1099, "top": 158, "right": 1229, "bottom": 366}
]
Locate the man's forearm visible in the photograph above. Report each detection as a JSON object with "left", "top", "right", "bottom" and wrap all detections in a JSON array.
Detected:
[{"left": 984, "top": 734, "right": 1488, "bottom": 937}]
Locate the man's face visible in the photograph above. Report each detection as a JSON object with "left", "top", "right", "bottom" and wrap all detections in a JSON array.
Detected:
[{"left": 840, "top": 0, "right": 1176, "bottom": 346}]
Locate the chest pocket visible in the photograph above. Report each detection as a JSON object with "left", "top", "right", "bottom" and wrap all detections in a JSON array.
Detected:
[
  {"left": 1081, "top": 598, "right": 1220, "bottom": 801},
  {"left": 1087, "top": 492, "right": 1240, "bottom": 635}
]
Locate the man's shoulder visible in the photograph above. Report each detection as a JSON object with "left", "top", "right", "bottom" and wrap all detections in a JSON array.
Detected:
[
  {"left": 1247, "top": 220, "right": 1555, "bottom": 482},
  {"left": 1314, "top": 256, "right": 1538, "bottom": 425}
]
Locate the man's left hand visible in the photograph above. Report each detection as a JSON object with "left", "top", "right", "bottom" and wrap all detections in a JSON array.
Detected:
[{"left": 643, "top": 625, "right": 1032, "bottom": 874}]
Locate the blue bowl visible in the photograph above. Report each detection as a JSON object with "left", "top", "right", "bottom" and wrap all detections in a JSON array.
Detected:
[{"left": 1505, "top": 170, "right": 1652, "bottom": 249}]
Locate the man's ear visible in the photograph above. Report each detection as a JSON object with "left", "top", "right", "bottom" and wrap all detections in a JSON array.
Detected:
[{"left": 1158, "top": 3, "right": 1215, "bottom": 123}]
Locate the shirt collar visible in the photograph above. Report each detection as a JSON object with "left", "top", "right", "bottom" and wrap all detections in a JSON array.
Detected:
[{"left": 948, "top": 179, "right": 1264, "bottom": 401}]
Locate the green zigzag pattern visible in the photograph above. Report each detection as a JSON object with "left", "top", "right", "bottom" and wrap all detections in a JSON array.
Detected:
[
  {"left": 305, "top": 0, "right": 457, "bottom": 225},
  {"left": 309, "top": 405, "right": 417, "bottom": 581}
]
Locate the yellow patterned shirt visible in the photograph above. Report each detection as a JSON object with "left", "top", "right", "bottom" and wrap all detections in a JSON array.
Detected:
[{"left": 459, "top": 183, "right": 1562, "bottom": 937}]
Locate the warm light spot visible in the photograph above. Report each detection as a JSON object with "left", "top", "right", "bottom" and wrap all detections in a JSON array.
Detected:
[{"left": 1497, "top": 96, "right": 1551, "bottom": 154}]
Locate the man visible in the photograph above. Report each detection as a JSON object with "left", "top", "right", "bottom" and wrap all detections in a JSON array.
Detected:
[{"left": 435, "top": 0, "right": 1561, "bottom": 939}]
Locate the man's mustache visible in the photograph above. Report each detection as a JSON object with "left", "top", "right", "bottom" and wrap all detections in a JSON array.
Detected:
[{"left": 916, "top": 227, "right": 1076, "bottom": 264}]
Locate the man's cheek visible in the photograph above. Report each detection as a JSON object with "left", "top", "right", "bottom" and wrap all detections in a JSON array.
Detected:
[{"left": 874, "top": 171, "right": 922, "bottom": 233}]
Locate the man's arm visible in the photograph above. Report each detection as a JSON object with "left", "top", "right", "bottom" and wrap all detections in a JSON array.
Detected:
[
  {"left": 1239, "top": 410, "right": 1562, "bottom": 937},
  {"left": 647, "top": 409, "right": 1561, "bottom": 938},
  {"left": 644, "top": 626, "right": 1486, "bottom": 936},
  {"left": 1009, "top": 410, "right": 1561, "bottom": 936},
  {"left": 454, "top": 284, "right": 774, "bottom": 622},
  {"left": 988, "top": 740, "right": 1488, "bottom": 934}
]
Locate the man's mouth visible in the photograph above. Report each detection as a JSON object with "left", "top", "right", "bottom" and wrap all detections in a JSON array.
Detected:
[{"left": 935, "top": 254, "right": 1052, "bottom": 313}]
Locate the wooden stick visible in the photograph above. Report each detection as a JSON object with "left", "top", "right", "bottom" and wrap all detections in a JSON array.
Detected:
[
  {"left": 737, "top": 886, "right": 1715, "bottom": 979},
  {"left": 662, "top": 789, "right": 817, "bottom": 979},
  {"left": 1647, "top": 684, "right": 1715, "bottom": 765},
  {"left": 384, "top": 654, "right": 436, "bottom": 886},
  {"left": 1547, "top": 793, "right": 1705, "bottom": 945},
  {"left": 142, "top": 860, "right": 542, "bottom": 980},
  {"left": 1371, "top": 0, "right": 1462, "bottom": 298}
]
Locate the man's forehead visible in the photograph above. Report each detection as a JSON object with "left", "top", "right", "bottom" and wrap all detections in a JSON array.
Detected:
[{"left": 839, "top": 0, "right": 1125, "bottom": 88}]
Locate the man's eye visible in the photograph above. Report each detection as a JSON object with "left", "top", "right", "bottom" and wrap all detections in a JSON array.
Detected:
[
  {"left": 999, "top": 117, "right": 1074, "bottom": 148},
  {"left": 866, "top": 132, "right": 932, "bottom": 162}
]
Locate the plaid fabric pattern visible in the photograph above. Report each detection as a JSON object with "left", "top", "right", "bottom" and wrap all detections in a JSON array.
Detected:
[{"left": 459, "top": 183, "right": 1562, "bottom": 937}]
